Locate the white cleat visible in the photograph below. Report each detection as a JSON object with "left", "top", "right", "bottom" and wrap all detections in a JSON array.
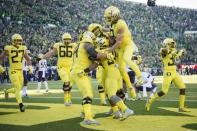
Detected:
[
  {"left": 120, "top": 109, "right": 134, "bottom": 121},
  {"left": 82, "top": 119, "right": 100, "bottom": 125},
  {"left": 113, "top": 111, "right": 123, "bottom": 119},
  {"left": 64, "top": 102, "right": 72, "bottom": 107}
]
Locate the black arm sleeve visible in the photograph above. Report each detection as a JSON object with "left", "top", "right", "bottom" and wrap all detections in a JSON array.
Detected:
[{"left": 86, "top": 47, "right": 98, "bottom": 59}]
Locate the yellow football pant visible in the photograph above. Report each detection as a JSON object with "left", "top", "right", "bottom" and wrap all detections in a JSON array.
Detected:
[
  {"left": 71, "top": 71, "right": 94, "bottom": 120},
  {"left": 116, "top": 42, "right": 141, "bottom": 88},
  {"left": 7, "top": 69, "right": 23, "bottom": 104},
  {"left": 162, "top": 71, "right": 185, "bottom": 94},
  {"left": 57, "top": 67, "right": 72, "bottom": 103},
  {"left": 104, "top": 66, "right": 122, "bottom": 98}
]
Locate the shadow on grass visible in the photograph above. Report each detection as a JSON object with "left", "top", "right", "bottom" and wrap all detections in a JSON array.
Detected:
[
  {"left": 0, "top": 117, "right": 101, "bottom": 131},
  {"left": 182, "top": 123, "right": 197, "bottom": 130}
]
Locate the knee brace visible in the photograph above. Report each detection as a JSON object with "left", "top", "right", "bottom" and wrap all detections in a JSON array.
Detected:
[
  {"left": 82, "top": 97, "right": 92, "bottom": 105},
  {"left": 158, "top": 91, "right": 165, "bottom": 97},
  {"left": 180, "top": 89, "right": 185, "bottom": 95},
  {"left": 98, "top": 85, "right": 104, "bottom": 93},
  {"left": 62, "top": 83, "right": 71, "bottom": 91},
  {"left": 116, "top": 89, "right": 125, "bottom": 100},
  {"left": 110, "top": 95, "right": 121, "bottom": 105}
]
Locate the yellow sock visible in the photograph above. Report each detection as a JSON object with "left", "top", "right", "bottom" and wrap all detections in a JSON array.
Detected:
[
  {"left": 116, "top": 100, "right": 127, "bottom": 112},
  {"left": 112, "top": 106, "right": 119, "bottom": 113},
  {"left": 64, "top": 91, "right": 69, "bottom": 103},
  {"left": 68, "top": 92, "right": 71, "bottom": 102},
  {"left": 149, "top": 93, "right": 159, "bottom": 104},
  {"left": 130, "top": 87, "right": 136, "bottom": 98},
  {"left": 179, "top": 95, "right": 185, "bottom": 108},
  {"left": 99, "top": 92, "right": 105, "bottom": 103},
  {"left": 83, "top": 104, "right": 93, "bottom": 120},
  {"left": 6, "top": 87, "right": 15, "bottom": 93}
]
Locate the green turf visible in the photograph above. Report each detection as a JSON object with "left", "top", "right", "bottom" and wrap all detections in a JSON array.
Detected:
[{"left": 0, "top": 80, "right": 197, "bottom": 131}]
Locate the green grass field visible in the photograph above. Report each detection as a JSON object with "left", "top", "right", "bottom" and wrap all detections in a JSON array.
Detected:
[{"left": 0, "top": 80, "right": 197, "bottom": 131}]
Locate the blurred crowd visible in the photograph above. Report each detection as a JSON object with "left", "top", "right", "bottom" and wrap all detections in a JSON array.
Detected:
[{"left": 0, "top": 0, "right": 197, "bottom": 69}]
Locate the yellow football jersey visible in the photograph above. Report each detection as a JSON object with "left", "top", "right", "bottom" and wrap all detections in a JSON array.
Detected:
[
  {"left": 4, "top": 45, "right": 27, "bottom": 70},
  {"left": 161, "top": 48, "right": 178, "bottom": 71},
  {"left": 53, "top": 42, "right": 77, "bottom": 68},
  {"left": 111, "top": 19, "right": 133, "bottom": 47},
  {"left": 72, "top": 41, "right": 94, "bottom": 73}
]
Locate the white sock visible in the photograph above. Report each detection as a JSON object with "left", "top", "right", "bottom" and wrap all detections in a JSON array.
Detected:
[
  {"left": 22, "top": 86, "right": 27, "bottom": 96},
  {"left": 44, "top": 81, "right": 48, "bottom": 91},
  {"left": 37, "top": 82, "right": 41, "bottom": 92}
]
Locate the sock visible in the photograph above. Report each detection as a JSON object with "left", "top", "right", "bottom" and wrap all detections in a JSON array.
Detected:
[
  {"left": 130, "top": 88, "right": 136, "bottom": 98},
  {"left": 83, "top": 104, "right": 93, "bottom": 120},
  {"left": 68, "top": 91, "right": 71, "bottom": 103},
  {"left": 149, "top": 92, "right": 159, "bottom": 104},
  {"left": 99, "top": 92, "right": 106, "bottom": 103},
  {"left": 6, "top": 87, "right": 15, "bottom": 93},
  {"left": 37, "top": 82, "right": 41, "bottom": 92},
  {"left": 44, "top": 81, "right": 48, "bottom": 91},
  {"left": 112, "top": 106, "right": 119, "bottom": 113},
  {"left": 116, "top": 100, "right": 127, "bottom": 112},
  {"left": 64, "top": 91, "right": 69, "bottom": 103},
  {"left": 22, "top": 86, "right": 27, "bottom": 95},
  {"left": 179, "top": 95, "right": 185, "bottom": 108}
]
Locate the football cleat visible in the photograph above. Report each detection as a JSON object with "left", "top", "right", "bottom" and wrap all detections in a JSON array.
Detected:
[
  {"left": 64, "top": 102, "right": 72, "bottom": 107},
  {"left": 19, "top": 103, "right": 25, "bottom": 112},
  {"left": 120, "top": 109, "right": 134, "bottom": 121},
  {"left": 179, "top": 107, "right": 190, "bottom": 112},
  {"left": 82, "top": 119, "right": 100, "bottom": 125},
  {"left": 113, "top": 111, "right": 123, "bottom": 119}
]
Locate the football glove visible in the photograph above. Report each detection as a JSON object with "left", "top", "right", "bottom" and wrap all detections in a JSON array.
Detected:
[{"left": 179, "top": 49, "right": 186, "bottom": 56}]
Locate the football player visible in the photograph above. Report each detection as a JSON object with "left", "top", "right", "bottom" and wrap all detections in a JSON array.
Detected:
[
  {"left": 104, "top": 6, "right": 143, "bottom": 99},
  {"left": 22, "top": 50, "right": 32, "bottom": 97},
  {"left": 146, "top": 38, "right": 190, "bottom": 112},
  {"left": 0, "top": 34, "right": 32, "bottom": 112},
  {"left": 89, "top": 24, "right": 134, "bottom": 120},
  {"left": 35, "top": 53, "right": 49, "bottom": 93},
  {"left": 88, "top": 23, "right": 107, "bottom": 105},
  {"left": 43, "top": 33, "right": 76, "bottom": 106},
  {"left": 134, "top": 72, "right": 157, "bottom": 100},
  {"left": 71, "top": 31, "right": 113, "bottom": 125}
]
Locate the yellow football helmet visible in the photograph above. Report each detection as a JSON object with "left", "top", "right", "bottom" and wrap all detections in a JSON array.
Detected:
[
  {"left": 81, "top": 31, "right": 95, "bottom": 42},
  {"left": 163, "top": 38, "right": 176, "bottom": 49},
  {"left": 88, "top": 23, "right": 103, "bottom": 37},
  {"left": 104, "top": 6, "right": 120, "bottom": 24},
  {"left": 11, "top": 33, "right": 23, "bottom": 45},
  {"left": 62, "top": 33, "right": 72, "bottom": 40}
]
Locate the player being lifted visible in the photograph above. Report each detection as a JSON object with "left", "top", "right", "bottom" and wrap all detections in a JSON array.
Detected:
[
  {"left": 0, "top": 34, "right": 32, "bottom": 112},
  {"left": 43, "top": 33, "right": 76, "bottom": 106},
  {"left": 146, "top": 38, "right": 190, "bottom": 112},
  {"left": 88, "top": 23, "right": 134, "bottom": 120},
  {"left": 104, "top": 6, "right": 143, "bottom": 99},
  {"left": 35, "top": 53, "right": 49, "bottom": 93},
  {"left": 71, "top": 31, "right": 113, "bottom": 125}
]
